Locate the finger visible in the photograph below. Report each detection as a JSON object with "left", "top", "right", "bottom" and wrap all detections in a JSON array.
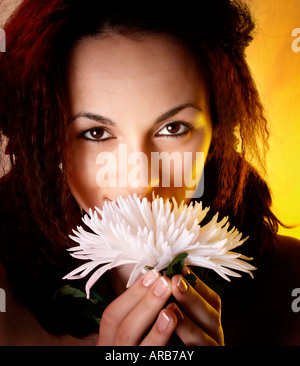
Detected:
[
  {"left": 113, "top": 276, "right": 172, "bottom": 346},
  {"left": 171, "top": 274, "right": 223, "bottom": 343},
  {"left": 166, "top": 303, "right": 219, "bottom": 346},
  {"left": 183, "top": 266, "right": 222, "bottom": 312},
  {"left": 140, "top": 308, "right": 177, "bottom": 346},
  {"left": 97, "top": 270, "right": 161, "bottom": 345}
]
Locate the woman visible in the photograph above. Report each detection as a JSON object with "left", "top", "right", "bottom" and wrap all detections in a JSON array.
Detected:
[{"left": 0, "top": 0, "right": 299, "bottom": 346}]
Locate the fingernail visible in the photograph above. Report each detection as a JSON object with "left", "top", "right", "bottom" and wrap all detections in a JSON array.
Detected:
[
  {"left": 157, "top": 311, "right": 171, "bottom": 332},
  {"left": 142, "top": 270, "right": 159, "bottom": 288},
  {"left": 177, "top": 276, "right": 188, "bottom": 293},
  {"left": 167, "top": 303, "right": 184, "bottom": 322},
  {"left": 182, "top": 265, "right": 191, "bottom": 275},
  {"left": 153, "top": 277, "right": 169, "bottom": 297}
]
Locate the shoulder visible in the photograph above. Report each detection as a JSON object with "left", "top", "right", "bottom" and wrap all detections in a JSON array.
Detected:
[
  {"left": 275, "top": 234, "right": 300, "bottom": 251},
  {"left": 222, "top": 233, "right": 300, "bottom": 345},
  {"left": 0, "top": 262, "right": 98, "bottom": 345},
  {"left": 257, "top": 234, "right": 300, "bottom": 300},
  {"left": 272, "top": 234, "right": 300, "bottom": 282},
  {"left": 254, "top": 234, "right": 300, "bottom": 345}
]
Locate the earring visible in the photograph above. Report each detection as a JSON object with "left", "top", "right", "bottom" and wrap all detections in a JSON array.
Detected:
[{"left": 58, "top": 162, "right": 63, "bottom": 172}]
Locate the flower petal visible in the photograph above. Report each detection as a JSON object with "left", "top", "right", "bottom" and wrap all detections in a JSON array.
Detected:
[{"left": 63, "top": 194, "right": 255, "bottom": 296}]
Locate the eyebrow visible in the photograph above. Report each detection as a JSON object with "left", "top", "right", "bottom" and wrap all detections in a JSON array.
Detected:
[
  {"left": 70, "top": 103, "right": 202, "bottom": 126},
  {"left": 70, "top": 112, "right": 116, "bottom": 126},
  {"left": 155, "top": 103, "right": 202, "bottom": 124}
]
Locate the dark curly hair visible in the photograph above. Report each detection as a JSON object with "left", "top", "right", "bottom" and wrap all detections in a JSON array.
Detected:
[{"left": 0, "top": 0, "right": 283, "bottom": 337}]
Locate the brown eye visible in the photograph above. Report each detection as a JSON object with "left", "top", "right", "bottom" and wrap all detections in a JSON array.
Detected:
[
  {"left": 80, "top": 127, "right": 113, "bottom": 142},
  {"left": 166, "top": 123, "right": 181, "bottom": 134},
  {"left": 90, "top": 128, "right": 105, "bottom": 139},
  {"left": 155, "top": 121, "right": 192, "bottom": 138}
]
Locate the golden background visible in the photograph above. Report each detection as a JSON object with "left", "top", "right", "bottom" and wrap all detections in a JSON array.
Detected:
[
  {"left": 246, "top": 0, "right": 300, "bottom": 239},
  {"left": 1, "top": 0, "right": 299, "bottom": 239}
]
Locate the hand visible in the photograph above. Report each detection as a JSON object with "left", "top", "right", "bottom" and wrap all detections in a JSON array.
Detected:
[
  {"left": 96, "top": 267, "right": 224, "bottom": 346},
  {"left": 168, "top": 266, "right": 224, "bottom": 346},
  {"left": 96, "top": 270, "right": 176, "bottom": 346}
]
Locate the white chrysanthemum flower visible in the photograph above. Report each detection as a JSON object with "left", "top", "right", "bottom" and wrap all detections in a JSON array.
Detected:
[{"left": 63, "top": 194, "right": 255, "bottom": 298}]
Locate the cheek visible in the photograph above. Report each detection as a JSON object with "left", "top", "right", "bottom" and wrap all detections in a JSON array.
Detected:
[
  {"left": 179, "top": 124, "right": 212, "bottom": 199},
  {"left": 65, "top": 142, "right": 103, "bottom": 210}
]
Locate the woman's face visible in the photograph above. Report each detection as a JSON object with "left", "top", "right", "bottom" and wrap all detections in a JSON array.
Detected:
[{"left": 66, "top": 33, "right": 212, "bottom": 212}]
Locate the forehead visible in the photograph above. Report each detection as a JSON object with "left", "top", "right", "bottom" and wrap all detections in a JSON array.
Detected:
[
  {"left": 69, "top": 32, "right": 199, "bottom": 74},
  {"left": 67, "top": 33, "right": 209, "bottom": 117}
]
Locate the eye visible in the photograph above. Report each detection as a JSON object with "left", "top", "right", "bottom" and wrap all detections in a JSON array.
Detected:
[
  {"left": 79, "top": 127, "right": 114, "bottom": 142},
  {"left": 155, "top": 122, "right": 192, "bottom": 138}
]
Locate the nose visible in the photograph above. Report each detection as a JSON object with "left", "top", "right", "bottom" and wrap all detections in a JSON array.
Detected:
[
  {"left": 117, "top": 142, "right": 155, "bottom": 197},
  {"left": 119, "top": 163, "right": 156, "bottom": 201}
]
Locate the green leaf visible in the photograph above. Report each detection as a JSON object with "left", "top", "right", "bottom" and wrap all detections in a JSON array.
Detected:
[
  {"left": 165, "top": 252, "right": 188, "bottom": 278},
  {"left": 53, "top": 285, "right": 86, "bottom": 300}
]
